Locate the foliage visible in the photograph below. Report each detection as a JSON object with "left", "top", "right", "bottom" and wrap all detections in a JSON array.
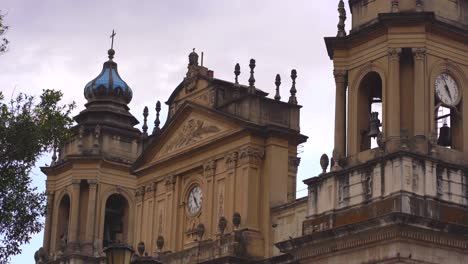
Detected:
[
  {"left": 0, "top": 10, "right": 8, "bottom": 54},
  {"left": 0, "top": 90, "right": 75, "bottom": 262}
]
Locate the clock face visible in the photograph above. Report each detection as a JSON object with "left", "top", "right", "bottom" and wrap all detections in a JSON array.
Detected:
[
  {"left": 187, "top": 185, "right": 202, "bottom": 215},
  {"left": 435, "top": 73, "right": 460, "bottom": 107}
]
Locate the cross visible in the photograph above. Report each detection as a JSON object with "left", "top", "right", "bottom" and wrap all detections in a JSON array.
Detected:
[{"left": 110, "top": 30, "right": 116, "bottom": 49}]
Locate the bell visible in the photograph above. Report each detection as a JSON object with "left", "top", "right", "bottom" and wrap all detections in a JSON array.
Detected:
[
  {"left": 437, "top": 123, "right": 451, "bottom": 146},
  {"left": 367, "top": 112, "right": 381, "bottom": 138}
]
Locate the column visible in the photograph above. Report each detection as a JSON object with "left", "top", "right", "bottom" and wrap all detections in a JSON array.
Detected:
[
  {"left": 412, "top": 48, "right": 427, "bottom": 137},
  {"left": 85, "top": 180, "right": 97, "bottom": 252},
  {"left": 387, "top": 48, "right": 402, "bottom": 148},
  {"left": 43, "top": 191, "right": 55, "bottom": 251},
  {"left": 333, "top": 70, "right": 347, "bottom": 162},
  {"left": 68, "top": 179, "right": 81, "bottom": 250}
]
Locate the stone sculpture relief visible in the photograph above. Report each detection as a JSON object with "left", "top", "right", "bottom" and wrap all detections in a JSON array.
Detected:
[{"left": 164, "top": 119, "right": 220, "bottom": 153}]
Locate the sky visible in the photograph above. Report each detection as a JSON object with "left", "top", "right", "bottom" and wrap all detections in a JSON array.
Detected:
[{"left": 0, "top": 1, "right": 351, "bottom": 262}]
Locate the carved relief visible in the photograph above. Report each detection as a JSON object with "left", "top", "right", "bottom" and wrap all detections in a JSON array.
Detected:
[
  {"left": 361, "top": 169, "right": 373, "bottom": 200},
  {"left": 239, "top": 146, "right": 264, "bottom": 166},
  {"left": 164, "top": 119, "right": 220, "bottom": 153},
  {"left": 158, "top": 209, "right": 164, "bottom": 235},
  {"left": 338, "top": 174, "right": 349, "bottom": 207},
  {"left": 436, "top": 166, "right": 444, "bottom": 196},
  {"left": 225, "top": 151, "right": 239, "bottom": 170},
  {"left": 218, "top": 185, "right": 225, "bottom": 218}
]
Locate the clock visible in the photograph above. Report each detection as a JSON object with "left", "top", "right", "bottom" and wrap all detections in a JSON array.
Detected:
[
  {"left": 187, "top": 185, "right": 202, "bottom": 215},
  {"left": 435, "top": 73, "right": 460, "bottom": 107}
]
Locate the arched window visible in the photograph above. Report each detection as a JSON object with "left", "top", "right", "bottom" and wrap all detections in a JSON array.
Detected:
[
  {"left": 357, "top": 72, "right": 383, "bottom": 151},
  {"left": 56, "top": 195, "right": 70, "bottom": 251},
  {"left": 103, "top": 194, "right": 129, "bottom": 247}
]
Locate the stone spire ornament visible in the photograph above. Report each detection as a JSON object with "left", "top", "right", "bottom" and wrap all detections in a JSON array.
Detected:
[
  {"left": 337, "top": 0, "right": 347, "bottom": 37},
  {"left": 142, "top": 106, "right": 149, "bottom": 137},
  {"left": 274, "top": 74, "right": 281, "bottom": 101},
  {"left": 288, "top": 69, "right": 298, "bottom": 104},
  {"left": 234, "top": 63, "right": 241, "bottom": 85},
  {"left": 153, "top": 101, "right": 161, "bottom": 135},
  {"left": 248, "top": 59, "right": 256, "bottom": 94}
]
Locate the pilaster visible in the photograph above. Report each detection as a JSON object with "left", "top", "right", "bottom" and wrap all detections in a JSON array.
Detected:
[
  {"left": 43, "top": 191, "right": 55, "bottom": 252},
  {"left": 412, "top": 48, "right": 428, "bottom": 152},
  {"left": 387, "top": 48, "right": 402, "bottom": 152},
  {"left": 68, "top": 179, "right": 81, "bottom": 252},
  {"left": 84, "top": 180, "right": 97, "bottom": 255}
]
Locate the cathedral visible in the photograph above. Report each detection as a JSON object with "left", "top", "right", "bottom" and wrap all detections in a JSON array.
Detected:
[{"left": 35, "top": 1, "right": 468, "bottom": 263}]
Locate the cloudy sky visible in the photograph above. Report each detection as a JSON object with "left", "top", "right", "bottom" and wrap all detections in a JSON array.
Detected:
[{"left": 1, "top": 0, "right": 350, "bottom": 262}]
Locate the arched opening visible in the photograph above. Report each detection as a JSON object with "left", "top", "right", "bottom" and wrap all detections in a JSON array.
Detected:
[
  {"left": 434, "top": 72, "right": 463, "bottom": 150},
  {"left": 357, "top": 72, "right": 383, "bottom": 151},
  {"left": 103, "top": 194, "right": 129, "bottom": 247},
  {"left": 55, "top": 195, "right": 70, "bottom": 251}
]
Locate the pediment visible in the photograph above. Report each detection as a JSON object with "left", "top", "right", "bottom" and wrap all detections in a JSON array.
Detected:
[{"left": 143, "top": 105, "right": 240, "bottom": 166}]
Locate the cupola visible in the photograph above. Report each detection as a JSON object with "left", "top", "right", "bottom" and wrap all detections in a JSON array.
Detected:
[{"left": 84, "top": 48, "right": 133, "bottom": 105}]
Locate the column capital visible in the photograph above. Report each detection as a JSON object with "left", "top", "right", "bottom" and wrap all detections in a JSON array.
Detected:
[
  {"left": 388, "top": 48, "right": 402, "bottom": 61},
  {"left": 412, "top": 48, "right": 426, "bottom": 60},
  {"left": 87, "top": 179, "right": 98, "bottom": 187},
  {"left": 203, "top": 159, "right": 217, "bottom": 178},
  {"left": 225, "top": 151, "right": 239, "bottom": 170},
  {"left": 333, "top": 70, "right": 347, "bottom": 83},
  {"left": 71, "top": 179, "right": 81, "bottom": 187}
]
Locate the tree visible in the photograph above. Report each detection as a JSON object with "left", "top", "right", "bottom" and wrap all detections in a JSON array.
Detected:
[
  {"left": 0, "top": 90, "right": 75, "bottom": 263},
  {"left": 0, "top": 10, "right": 9, "bottom": 54}
]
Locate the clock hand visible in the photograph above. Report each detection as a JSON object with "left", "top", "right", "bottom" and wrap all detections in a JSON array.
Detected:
[
  {"left": 444, "top": 84, "right": 453, "bottom": 101},
  {"left": 194, "top": 196, "right": 199, "bottom": 207}
]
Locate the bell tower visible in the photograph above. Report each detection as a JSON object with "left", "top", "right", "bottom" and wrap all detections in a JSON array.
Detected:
[
  {"left": 277, "top": 1, "right": 468, "bottom": 263},
  {"left": 38, "top": 44, "right": 143, "bottom": 264},
  {"left": 328, "top": 0, "right": 468, "bottom": 165}
]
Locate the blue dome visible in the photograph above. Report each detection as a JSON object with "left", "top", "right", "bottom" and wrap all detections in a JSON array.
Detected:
[{"left": 84, "top": 49, "right": 133, "bottom": 104}]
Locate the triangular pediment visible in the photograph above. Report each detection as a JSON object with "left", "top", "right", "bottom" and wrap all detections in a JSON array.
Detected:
[{"left": 136, "top": 104, "right": 242, "bottom": 169}]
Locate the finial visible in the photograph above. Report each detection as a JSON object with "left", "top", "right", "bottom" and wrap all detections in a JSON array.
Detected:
[
  {"left": 137, "top": 241, "right": 145, "bottom": 256},
  {"left": 218, "top": 217, "right": 227, "bottom": 235},
  {"left": 142, "top": 106, "right": 148, "bottom": 137},
  {"left": 234, "top": 63, "right": 241, "bottom": 85},
  {"left": 337, "top": 0, "right": 347, "bottom": 37},
  {"left": 156, "top": 235, "right": 165, "bottom": 251},
  {"left": 320, "top": 154, "right": 329, "bottom": 174},
  {"left": 51, "top": 143, "right": 57, "bottom": 166},
  {"left": 288, "top": 69, "right": 298, "bottom": 104},
  {"left": 248, "top": 59, "right": 256, "bottom": 94},
  {"left": 108, "top": 29, "right": 116, "bottom": 60},
  {"left": 153, "top": 101, "right": 161, "bottom": 135},
  {"left": 274, "top": 74, "right": 281, "bottom": 101},
  {"left": 188, "top": 48, "right": 199, "bottom": 66}
]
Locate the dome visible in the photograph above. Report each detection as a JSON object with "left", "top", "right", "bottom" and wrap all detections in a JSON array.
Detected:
[{"left": 84, "top": 49, "right": 133, "bottom": 104}]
